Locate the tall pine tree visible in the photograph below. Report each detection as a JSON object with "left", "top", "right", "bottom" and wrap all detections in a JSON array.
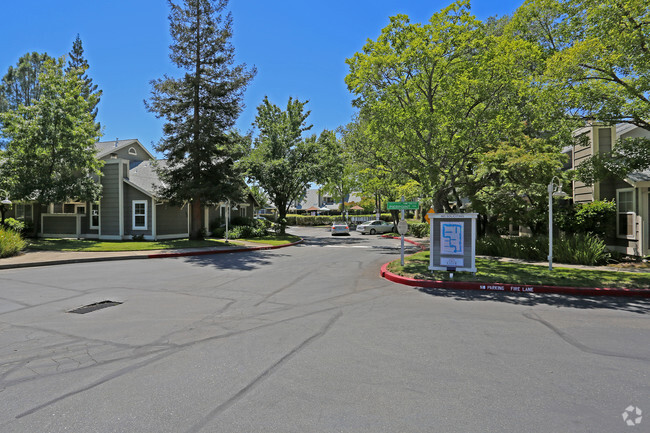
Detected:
[
  {"left": 147, "top": 0, "right": 255, "bottom": 240},
  {"left": 66, "top": 34, "right": 101, "bottom": 123}
]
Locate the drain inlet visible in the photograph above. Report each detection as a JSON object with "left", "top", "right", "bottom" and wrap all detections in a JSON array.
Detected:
[{"left": 68, "top": 300, "right": 122, "bottom": 314}]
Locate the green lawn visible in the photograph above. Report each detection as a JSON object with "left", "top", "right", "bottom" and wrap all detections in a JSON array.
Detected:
[
  {"left": 27, "top": 238, "right": 240, "bottom": 252},
  {"left": 388, "top": 251, "right": 650, "bottom": 289},
  {"left": 26, "top": 233, "right": 302, "bottom": 252}
]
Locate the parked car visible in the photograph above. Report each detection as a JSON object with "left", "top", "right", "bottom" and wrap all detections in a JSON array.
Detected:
[
  {"left": 356, "top": 220, "right": 395, "bottom": 235},
  {"left": 331, "top": 221, "right": 350, "bottom": 236}
]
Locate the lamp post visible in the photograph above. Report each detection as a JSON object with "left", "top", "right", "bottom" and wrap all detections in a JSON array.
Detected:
[
  {"left": 224, "top": 199, "right": 239, "bottom": 243},
  {"left": 548, "top": 176, "right": 567, "bottom": 270},
  {"left": 0, "top": 190, "right": 12, "bottom": 225}
]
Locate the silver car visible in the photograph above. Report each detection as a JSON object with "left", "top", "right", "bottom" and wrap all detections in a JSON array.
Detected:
[
  {"left": 356, "top": 220, "right": 395, "bottom": 235},
  {"left": 331, "top": 221, "right": 350, "bottom": 236}
]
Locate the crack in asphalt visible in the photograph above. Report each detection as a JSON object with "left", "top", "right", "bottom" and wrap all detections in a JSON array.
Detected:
[
  {"left": 185, "top": 310, "right": 343, "bottom": 433},
  {"left": 522, "top": 310, "right": 650, "bottom": 362}
]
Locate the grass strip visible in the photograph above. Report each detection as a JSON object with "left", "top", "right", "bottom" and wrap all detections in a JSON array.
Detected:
[
  {"left": 27, "top": 238, "right": 239, "bottom": 252},
  {"left": 388, "top": 252, "right": 650, "bottom": 290}
]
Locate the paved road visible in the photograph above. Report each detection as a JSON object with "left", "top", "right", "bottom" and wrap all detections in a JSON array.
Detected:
[{"left": 0, "top": 227, "right": 648, "bottom": 432}]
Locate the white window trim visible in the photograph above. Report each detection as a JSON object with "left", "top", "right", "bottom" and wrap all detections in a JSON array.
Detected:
[
  {"left": 132, "top": 200, "right": 148, "bottom": 230},
  {"left": 128, "top": 147, "right": 137, "bottom": 156},
  {"left": 90, "top": 203, "right": 100, "bottom": 230},
  {"left": 616, "top": 188, "right": 636, "bottom": 240}
]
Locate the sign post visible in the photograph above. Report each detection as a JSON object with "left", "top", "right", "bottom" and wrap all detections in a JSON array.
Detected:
[{"left": 388, "top": 199, "right": 417, "bottom": 266}]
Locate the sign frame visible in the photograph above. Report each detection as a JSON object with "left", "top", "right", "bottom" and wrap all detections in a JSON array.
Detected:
[{"left": 428, "top": 213, "right": 478, "bottom": 273}]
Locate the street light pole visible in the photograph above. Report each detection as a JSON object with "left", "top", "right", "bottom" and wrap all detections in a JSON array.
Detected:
[
  {"left": 548, "top": 176, "right": 567, "bottom": 271},
  {"left": 225, "top": 199, "right": 230, "bottom": 243},
  {"left": 0, "top": 190, "right": 12, "bottom": 226},
  {"left": 548, "top": 181, "right": 554, "bottom": 271}
]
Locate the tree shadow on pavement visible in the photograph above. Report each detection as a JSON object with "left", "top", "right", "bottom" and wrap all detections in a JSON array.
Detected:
[
  {"left": 296, "top": 234, "right": 369, "bottom": 247},
  {"left": 179, "top": 250, "right": 285, "bottom": 271},
  {"left": 416, "top": 286, "right": 650, "bottom": 315}
]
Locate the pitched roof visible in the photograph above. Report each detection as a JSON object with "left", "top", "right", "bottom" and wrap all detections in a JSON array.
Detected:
[
  {"left": 126, "top": 160, "right": 166, "bottom": 195},
  {"left": 95, "top": 139, "right": 155, "bottom": 160}
]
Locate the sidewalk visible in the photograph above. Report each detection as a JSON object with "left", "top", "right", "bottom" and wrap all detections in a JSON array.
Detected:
[{"left": 0, "top": 239, "right": 298, "bottom": 270}]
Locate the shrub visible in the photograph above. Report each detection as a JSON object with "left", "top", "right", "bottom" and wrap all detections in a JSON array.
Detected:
[
  {"left": 477, "top": 235, "right": 546, "bottom": 261},
  {"left": 131, "top": 234, "right": 145, "bottom": 242},
  {"left": 477, "top": 233, "right": 610, "bottom": 265},
  {"left": 409, "top": 222, "right": 429, "bottom": 238},
  {"left": 231, "top": 216, "right": 253, "bottom": 226},
  {"left": 0, "top": 227, "right": 26, "bottom": 258},
  {"left": 228, "top": 225, "right": 266, "bottom": 239},
  {"left": 209, "top": 217, "right": 223, "bottom": 233},
  {"left": 557, "top": 200, "right": 615, "bottom": 238},
  {"left": 553, "top": 233, "right": 610, "bottom": 265},
  {"left": 3, "top": 218, "right": 25, "bottom": 233},
  {"left": 253, "top": 217, "right": 272, "bottom": 231}
]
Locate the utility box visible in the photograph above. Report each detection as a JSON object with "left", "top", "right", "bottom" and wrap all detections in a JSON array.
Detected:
[{"left": 428, "top": 213, "right": 478, "bottom": 273}]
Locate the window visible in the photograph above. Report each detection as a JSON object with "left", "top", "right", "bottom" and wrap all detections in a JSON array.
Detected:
[
  {"left": 132, "top": 200, "right": 147, "bottom": 230},
  {"left": 51, "top": 202, "right": 85, "bottom": 214},
  {"left": 617, "top": 189, "right": 636, "bottom": 238},
  {"left": 90, "top": 203, "right": 100, "bottom": 229},
  {"left": 15, "top": 204, "right": 32, "bottom": 220},
  {"left": 128, "top": 147, "right": 137, "bottom": 156}
]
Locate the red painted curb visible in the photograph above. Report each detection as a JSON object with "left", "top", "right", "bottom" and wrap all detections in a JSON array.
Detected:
[
  {"left": 380, "top": 263, "right": 650, "bottom": 298},
  {"left": 147, "top": 239, "right": 304, "bottom": 259}
]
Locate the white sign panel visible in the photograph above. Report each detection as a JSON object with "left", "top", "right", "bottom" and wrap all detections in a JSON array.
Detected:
[
  {"left": 440, "top": 257, "right": 463, "bottom": 267},
  {"left": 440, "top": 222, "right": 464, "bottom": 256}
]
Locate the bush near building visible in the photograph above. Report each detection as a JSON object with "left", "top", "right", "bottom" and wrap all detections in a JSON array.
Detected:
[{"left": 0, "top": 227, "right": 26, "bottom": 258}]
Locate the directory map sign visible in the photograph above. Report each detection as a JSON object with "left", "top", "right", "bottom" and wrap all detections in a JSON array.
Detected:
[{"left": 429, "top": 213, "right": 477, "bottom": 273}]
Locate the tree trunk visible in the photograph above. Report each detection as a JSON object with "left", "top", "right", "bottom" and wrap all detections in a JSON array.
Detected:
[
  {"left": 189, "top": 198, "right": 203, "bottom": 240},
  {"left": 31, "top": 202, "right": 42, "bottom": 238}
]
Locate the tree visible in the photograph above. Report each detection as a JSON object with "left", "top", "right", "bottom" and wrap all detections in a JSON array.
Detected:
[
  {"left": 317, "top": 130, "right": 359, "bottom": 213},
  {"left": 243, "top": 97, "right": 322, "bottom": 234},
  {"left": 147, "top": 0, "right": 256, "bottom": 240},
  {"left": 66, "top": 34, "right": 101, "bottom": 123},
  {"left": 0, "top": 52, "right": 53, "bottom": 112},
  {"left": 511, "top": 0, "right": 650, "bottom": 131},
  {"left": 248, "top": 184, "right": 269, "bottom": 210},
  {"left": 345, "top": 1, "right": 544, "bottom": 212},
  {"left": 468, "top": 136, "right": 568, "bottom": 235},
  {"left": 0, "top": 57, "right": 103, "bottom": 232}
]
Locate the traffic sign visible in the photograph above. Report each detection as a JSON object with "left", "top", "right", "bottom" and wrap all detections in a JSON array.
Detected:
[
  {"left": 387, "top": 201, "right": 419, "bottom": 210},
  {"left": 424, "top": 208, "right": 435, "bottom": 223},
  {"left": 397, "top": 220, "right": 408, "bottom": 235}
]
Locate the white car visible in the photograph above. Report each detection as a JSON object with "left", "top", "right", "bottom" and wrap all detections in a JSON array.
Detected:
[
  {"left": 331, "top": 222, "right": 350, "bottom": 236},
  {"left": 356, "top": 220, "right": 395, "bottom": 235}
]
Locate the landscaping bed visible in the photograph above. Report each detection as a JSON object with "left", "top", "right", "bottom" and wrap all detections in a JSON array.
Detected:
[{"left": 387, "top": 251, "right": 650, "bottom": 290}]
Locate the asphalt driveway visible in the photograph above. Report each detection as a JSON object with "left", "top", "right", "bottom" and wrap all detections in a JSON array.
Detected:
[{"left": 0, "top": 226, "right": 648, "bottom": 432}]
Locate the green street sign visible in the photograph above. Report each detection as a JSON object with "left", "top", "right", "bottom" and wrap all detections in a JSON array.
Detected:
[{"left": 387, "top": 201, "right": 419, "bottom": 210}]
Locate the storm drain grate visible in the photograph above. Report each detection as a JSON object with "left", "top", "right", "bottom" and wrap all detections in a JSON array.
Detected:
[{"left": 68, "top": 300, "right": 122, "bottom": 314}]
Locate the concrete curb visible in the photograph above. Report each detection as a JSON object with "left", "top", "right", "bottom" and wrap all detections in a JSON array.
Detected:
[
  {"left": 380, "top": 263, "right": 650, "bottom": 298},
  {"left": 0, "top": 255, "right": 150, "bottom": 270},
  {"left": 0, "top": 239, "right": 304, "bottom": 270},
  {"left": 381, "top": 234, "right": 426, "bottom": 250},
  {"left": 147, "top": 239, "right": 304, "bottom": 258}
]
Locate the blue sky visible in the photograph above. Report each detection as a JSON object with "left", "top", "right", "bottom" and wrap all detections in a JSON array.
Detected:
[{"left": 1, "top": 0, "right": 524, "bottom": 157}]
